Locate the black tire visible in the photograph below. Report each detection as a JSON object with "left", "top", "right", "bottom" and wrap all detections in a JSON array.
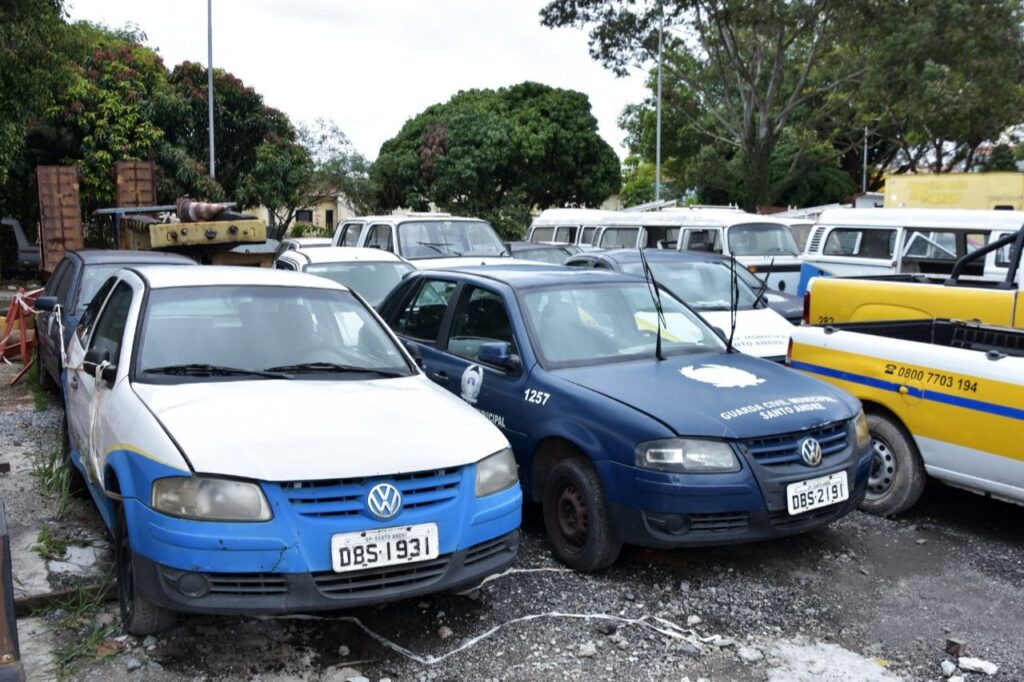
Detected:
[
  {"left": 860, "top": 412, "right": 926, "bottom": 517},
  {"left": 541, "top": 457, "right": 621, "bottom": 572},
  {"left": 116, "top": 507, "right": 177, "bottom": 635}
]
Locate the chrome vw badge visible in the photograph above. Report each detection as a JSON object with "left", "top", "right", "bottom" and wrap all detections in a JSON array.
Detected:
[
  {"left": 800, "top": 437, "right": 823, "bottom": 467},
  {"left": 366, "top": 482, "right": 402, "bottom": 520}
]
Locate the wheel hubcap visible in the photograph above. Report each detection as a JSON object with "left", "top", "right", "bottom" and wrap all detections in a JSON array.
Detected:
[
  {"left": 554, "top": 483, "right": 588, "bottom": 553},
  {"left": 868, "top": 438, "right": 897, "bottom": 495}
]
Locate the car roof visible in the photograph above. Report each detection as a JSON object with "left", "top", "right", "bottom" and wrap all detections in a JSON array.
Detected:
[
  {"left": 71, "top": 249, "right": 196, "bottom": 265},
  {"left": 281, "top": 246, "right": 408, "bottom": 265},
  {"left": 127, "top": 265, "right": 348, "bottom": 290},
  {"left": 575, "top": 249, "right": 728, "bottom": 265},
  {"left": 417, "top": 264, "right": 639, "bottom": 290}
]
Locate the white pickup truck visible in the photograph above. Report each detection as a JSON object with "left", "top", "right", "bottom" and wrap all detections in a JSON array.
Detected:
[{"left": 788, "top": 318, "right": 1024, "bottom": 515}]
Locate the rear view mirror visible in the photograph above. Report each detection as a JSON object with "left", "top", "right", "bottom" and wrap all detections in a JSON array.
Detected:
[
  {"left": 479, "top": 342, "right": 521, "bottom": 373},
  {"left": 35, "top": 296, "right": 58, "bottom": 312}
]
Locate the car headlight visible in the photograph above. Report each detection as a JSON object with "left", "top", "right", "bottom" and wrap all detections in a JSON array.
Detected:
[
  {"left": 475, "top": 448, "right": 518, "bottom": 497},
  {"left": 151, "top": 477, "right": 272, "bottom": 522},
  {"left": 634, "top": 438, "right": 740, "bottom": 473},
  {"left": 854, "top": 409, "right": 870, "bottom": 448}
]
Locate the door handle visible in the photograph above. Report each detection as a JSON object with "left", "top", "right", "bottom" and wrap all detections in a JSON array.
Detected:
[
  {"left": 69, "top": 372, "right": 79, "bottom": 390},
  {"left": 430, "top": 371, "right": 449, "bottom": 385}
]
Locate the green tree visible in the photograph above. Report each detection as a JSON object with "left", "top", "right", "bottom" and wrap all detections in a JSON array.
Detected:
[
  {"left": 984, "top": 143, "right": 1019, "bottom": 172},
  {"left": 372, "top": 82, "right": 620, "bottom": 237},
  {"left": 298, "top": 118, "right": 376, "bottom": 216}
]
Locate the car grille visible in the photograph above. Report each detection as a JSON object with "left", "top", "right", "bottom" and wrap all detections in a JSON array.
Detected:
[
  {"left": 207, "top": 573, "right": 288, "bottom": 596},
  {"left": 280, "top": 467, "right": 462, "bottom": 518},
  {"left": 741, "top": 421, "right": 850, "bottom": 467},
  {"left": 312, "top": 555, "right": 451, "bottom": 596},
  {"left": 464, "top": 535, "right": 512, "bottom": 567},
  {"left": 688, "top": 512, "right": 751, "bottom": 533}
]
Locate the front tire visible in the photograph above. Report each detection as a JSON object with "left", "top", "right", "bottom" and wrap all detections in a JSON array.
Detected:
[
  {"left": 116, "top": 507, "right": 177, "bottom": 635},
  {"left": 542, "top": 458, "right": 621, "bottom": 572},
  {"left": 860, "top": 413, "right": 926, "bottom": 517}
]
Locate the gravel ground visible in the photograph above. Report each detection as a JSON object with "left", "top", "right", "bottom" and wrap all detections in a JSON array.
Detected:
[{"left": 2, "top": 362, "right": 1021, "bottom": 681}]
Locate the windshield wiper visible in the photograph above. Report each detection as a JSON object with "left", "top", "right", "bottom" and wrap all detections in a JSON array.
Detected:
[
  {"left": 144, "top": 364, "right": 292, "bottom": 379},
  {"left": 264, "top": 362, "right": 407, "bottom": 378},
  {"left": 417, "top": 241, "right": 462, "bottom": 256},
  {"left": 751, "top": 257, "right": 774, "bottom": 309}
]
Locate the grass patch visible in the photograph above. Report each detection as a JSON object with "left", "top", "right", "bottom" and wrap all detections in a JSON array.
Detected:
[
  {"left": 32, "top": 524, "right": 70, "bottom": 561},
  {"left": 29, "top": 445, "right": 72, "bottom": 519},
  {"left": 45, "top": 572, "right": 118, "bottom": 675}
]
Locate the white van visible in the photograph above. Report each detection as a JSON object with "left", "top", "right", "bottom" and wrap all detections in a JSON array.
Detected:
[
  {"left": 803, "top": 208, "right": 1024, "bottom": 283},
  {"left": 525, "top": 208, "right": 615, "bottom": 249}
]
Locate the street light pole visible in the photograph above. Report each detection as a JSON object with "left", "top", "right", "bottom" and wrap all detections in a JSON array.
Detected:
[
  {"left": 207, "top": 0, "right": 216, "bottom": 180},
  {"left": 655, "top": 8, "right": 664, "bottom": 202},
  {"left": 861, "top": 126, "right": 868, "bottom": 193}
]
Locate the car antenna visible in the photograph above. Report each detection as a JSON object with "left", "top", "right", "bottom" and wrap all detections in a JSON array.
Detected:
[
  {"left": 751, "top": 256, "right": 774, "bottom": 309},
  {"left": 727, "top": 254, "right": 739, "bottom": 353},
  {"left": 638, "top": 247, "right": 666, "bottom": 361}
]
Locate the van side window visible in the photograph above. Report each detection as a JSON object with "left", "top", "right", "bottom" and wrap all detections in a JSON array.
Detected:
[
  {"left": 394, "top": 279, "right": 457, "bottom": 343},
  {"left": 823, "top": 228, "right": 895, "bottom": 259},
  {"left": 684, "top": 229, "right": 722, "bottom": 254},
  {"left": 581, "top": 227, "right": 596, "bottom": 245},
  {"left": 554, "top": 226, "right": 577, "bottom": 243},
  {"left": 600, "top": 228, "right": 639, "bottom": 249},
  {"left": 530, "top": 227, "right": 555, "bottom": 242}
]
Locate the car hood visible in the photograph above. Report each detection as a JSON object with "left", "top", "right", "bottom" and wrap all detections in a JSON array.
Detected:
[
  {"left": 409, "top": 257, "right": 540, "bottom": 269},
  {"left": 701, "top": 308, "right": 794, "bottom": 359},
  {"left": 551, "top": 352, "right": 859, "bottom": 439},
  {"left": 132, "top": 376, "right": 508, "bottom": 481}
]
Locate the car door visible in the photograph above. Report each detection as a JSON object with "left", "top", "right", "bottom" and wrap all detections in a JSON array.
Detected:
[
  {"left": 65, "top": 279, "right": 135, "bottom": 480},
  {"left": 427, "top": 285, "right": 532, "bottom": 441},
  {"left": 388, "top": 276, "right": 461, "bottom": 373}
]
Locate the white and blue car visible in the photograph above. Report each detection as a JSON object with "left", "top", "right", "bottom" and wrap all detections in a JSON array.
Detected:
[{"left": 64, "top": 265, "right": 521, "bottom": 634}]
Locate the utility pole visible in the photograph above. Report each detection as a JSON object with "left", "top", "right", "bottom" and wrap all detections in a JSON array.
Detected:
[
  {"left": 862, "top": 126, "right": 868, "bottom": 193},
  {"left": 655, "top": 7, "right": 664, "bottom": 202},
  {"left": 207, "top": 0, "right": 216, "bottom": 179}
]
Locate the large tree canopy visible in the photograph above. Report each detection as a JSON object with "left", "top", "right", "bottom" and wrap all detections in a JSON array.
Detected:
[{"left": 372, "top": 81, "right": 620, "bottom": 237}]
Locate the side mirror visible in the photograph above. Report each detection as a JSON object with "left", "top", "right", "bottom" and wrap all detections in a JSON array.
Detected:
[
  {"left": 712, "top": 326, "right": 730, "bottom": 342},
  {"left": 35, "top": 296, "right": 58, "bottom": 312},
  {"left": 479, "top": 341, "right": 522, "bottom": 373},
  {"left": 82, "top": 347, "right": 111, "bottom": 382},
  {"left": 404, "top": 340, "right": 424, "bottom": 368}
]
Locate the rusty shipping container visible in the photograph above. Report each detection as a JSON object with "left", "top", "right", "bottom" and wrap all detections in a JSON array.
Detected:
[
  {"left": 35, "top": 165, "right": 83, "bottom": 274},
  {"left": 113, "top": 160, "right": 157, "bottom": 208}
]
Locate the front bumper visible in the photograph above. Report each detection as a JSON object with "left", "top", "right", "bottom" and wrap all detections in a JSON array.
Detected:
[{"left": 132, "top": 530, "right": 519, "bottom": 615}]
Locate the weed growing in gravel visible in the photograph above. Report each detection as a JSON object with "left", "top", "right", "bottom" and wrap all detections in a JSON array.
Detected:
[
  {"left": 45, "top": 572, "right": 118, "bottom": 675},
  {"left": 29, "top": 446, "right": 72, "bottom": 519},
  {"left": 54, "top": 622, "right": 118, "bottom": 674},
  {"left": 32, "top": 523, "right": 70, "bottom": 561}
]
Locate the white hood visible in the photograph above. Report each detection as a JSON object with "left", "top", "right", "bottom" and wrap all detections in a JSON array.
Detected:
[
  {"left": 701, "top": 307, "right": 794, "bottom": 358},
  {"left": 132, "top": 376, "right": 508, "bottom": 481},
  {"left": 410, "top": 257, "right": 541, "bottom": 270}
]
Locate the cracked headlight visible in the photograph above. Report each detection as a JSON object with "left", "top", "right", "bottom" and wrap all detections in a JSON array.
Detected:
[
  {"left": 475, "top": 448, "right": 518, "bottom": 497},
  {"left": 635, "top": 438, "right": 740, "bottom": 473},
  {"left": 854, "top": 409, "right": 870, "bottom": 448},
  {"left": 152, "top": 477, "right": 272, "bottom": 522}
]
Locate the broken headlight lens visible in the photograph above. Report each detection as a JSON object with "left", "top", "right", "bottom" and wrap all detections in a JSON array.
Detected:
[
  {"left": 475, "top": 448, "right": 519, "bottom": 497},
  {"left": 151, "top": 477, "right": 272, "bottom": 522},
  {"left": 854, "top": 409, "right": 871, "bottom": 448},
  {"left": 634, "top": 438, "right": 740, "bottom": 473}
]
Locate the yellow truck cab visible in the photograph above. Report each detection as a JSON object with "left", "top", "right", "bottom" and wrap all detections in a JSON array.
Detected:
[{"left": 806, "top": 230, "right": 1024, "bottom": 328}]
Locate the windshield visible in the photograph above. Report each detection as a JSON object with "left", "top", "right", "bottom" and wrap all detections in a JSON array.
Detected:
[
  {"left": 304, "top": 261, "right": 413, "bottom": 305},
  {"left": 135, "top": 286, "right": 412, "bottom": 381},
  {"left": 520, "top": 282, "right": 725, "bottom": 368},
  {"left": 397, "top": 220, "right": 506, "bottom": 259},
  {"left": 515, "top": 247, "right": 570, "bottom": 265},
  {"left": 727, "top": 223, "right": 799, "bottom": 256},
  {"left": 621, "top": 262, "right": 757, "bottom": 310}
]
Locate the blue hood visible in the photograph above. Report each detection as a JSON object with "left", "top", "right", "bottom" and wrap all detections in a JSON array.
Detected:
[{"left": 551, "top": 352, "right": 859, "bottom": 440}]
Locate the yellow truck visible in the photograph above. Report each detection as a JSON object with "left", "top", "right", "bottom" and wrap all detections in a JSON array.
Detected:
[
  {"left": 805, "top": 230, "right": 1024, "bottom": 327},
  {"left": 788, "top": 318, "right": 1024, "bottom": 515},
  {"left": 885, "top": 172, "right": 1024, "bottom": 210}
]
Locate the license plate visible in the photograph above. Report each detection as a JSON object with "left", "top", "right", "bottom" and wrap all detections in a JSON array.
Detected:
[
  {"left": 330, "top": 523, "right": 439, "bottom": 573},
  {"left": 786, "top": 471, "right": 849, "bottom": 516}
]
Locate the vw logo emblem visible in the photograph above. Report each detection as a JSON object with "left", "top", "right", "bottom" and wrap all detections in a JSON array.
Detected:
[
  {"left": 366, "top": 482, "right": 402, "bottom": 520},
  {"left": 800, "top": 438, "right": 823, "bottom": 467}
]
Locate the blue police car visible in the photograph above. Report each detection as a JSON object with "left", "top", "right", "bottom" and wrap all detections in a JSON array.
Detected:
[{"left": 379, "top": 266, "right": 873, "bottom": 571}]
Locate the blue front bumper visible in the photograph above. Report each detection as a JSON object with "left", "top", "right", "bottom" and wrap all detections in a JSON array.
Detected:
[{"left": 123, "top": 465, "right": 522, "bottom": 612}]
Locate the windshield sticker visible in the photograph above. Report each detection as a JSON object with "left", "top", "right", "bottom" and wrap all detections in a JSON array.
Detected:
[
  {"left": 720, "top": 395, "right": 840, "bottom": 421},
  {"left": 461, "top": 364, "right": 484, "bottom": 404},
  {"left": 681, "top": 364, "right": 765, "bottom": 388}
]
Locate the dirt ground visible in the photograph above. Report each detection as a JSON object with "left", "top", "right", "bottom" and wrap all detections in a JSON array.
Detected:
[{"left": 2, "top": 362, "right": 1021, "bottom": 681}]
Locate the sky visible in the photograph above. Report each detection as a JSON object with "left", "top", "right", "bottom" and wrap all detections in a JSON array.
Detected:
[{"left": 65, "top": 0, "right": 652, "bottom": 161}]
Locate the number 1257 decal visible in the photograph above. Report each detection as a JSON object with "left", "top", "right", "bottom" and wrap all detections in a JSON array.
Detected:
[{"left": 524, "top": 389, "right": 550, "bottom": 405}]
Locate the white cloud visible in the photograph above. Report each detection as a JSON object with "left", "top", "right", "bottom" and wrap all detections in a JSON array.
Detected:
[{"left": 64, "top": 0, "right": 650, "bottom": 160}]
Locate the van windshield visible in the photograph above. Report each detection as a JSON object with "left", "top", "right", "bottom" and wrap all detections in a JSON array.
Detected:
[
  {"left": 727, "top": 223, "right": 800, "bottom": 256},
  {"left": 397, "top": 220, "right": 506, "bottom": 259}
]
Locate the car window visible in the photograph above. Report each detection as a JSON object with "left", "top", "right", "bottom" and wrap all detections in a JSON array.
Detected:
[
  {"left": 44, "top": 260, "right": 70, "bottom": 297},
  {"left": 530, "top": 227, "right": 555, "bottom": 242},
  {"left": 581, "top": 227, "right": 597, "bottom": 245},
  {"left": 77, "top": 276, "right": 116, "bottom": 344},
  {"left": 88, "top": 281, "right": 134, "bottom": 363},
  {"left": 365, "top": 224, "right": 393, "bottom": 251},
  {"left": 304, "top": 261, "right": 414, "bottom": 306},
  {"left": 823, "top": 228, "right": 896, "bottom": 259},
  {"left": 447, "top": 286, "right": 516, "bottom": 364},
  {"left": 599, "top": 227, "right": 639, "bottom": 249},
  {"left": 340, "top": 222, "right": 364, "bottom": 247},
  {"left": 565, "top": 259, "right": 591, "bottom": 268},
  {"left": 515, "top": 248, "right": 568, "bottom": 265},
  {"left": 554, "top": 226, "right": 577, "bottom": 243},
  {"left": 274, "top": 260, "right": 297, "bottom": 271},
  {"left": 393, "top": 279, "right": 458, "bottom": 343},
  {"left": 685, "top": 229, "right": 723, "bottom": 254},
  {"left": 621, "top": 261, "right": 757, "bottom": 310}
]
